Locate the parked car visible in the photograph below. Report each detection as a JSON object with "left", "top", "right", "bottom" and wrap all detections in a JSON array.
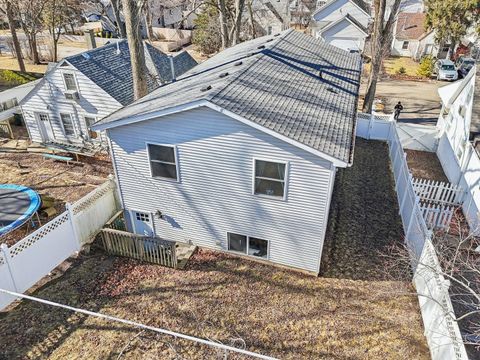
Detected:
[
  {"left": 455, "top": 56, "right": 475, "bottom": 78},
  {"left": 433, "top": 59, "right": 458, "bottom": 81}
]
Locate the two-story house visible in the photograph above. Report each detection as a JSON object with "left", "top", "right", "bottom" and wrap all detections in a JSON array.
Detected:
[
  {"left": 20, "top": 40, "right": 197, "bottom": 148},
  {"left": 92, "top": 30, "right": 362, "bottom": 274},
  {"left": 311, "top": 0, "right": 371, "bottom": 52}
]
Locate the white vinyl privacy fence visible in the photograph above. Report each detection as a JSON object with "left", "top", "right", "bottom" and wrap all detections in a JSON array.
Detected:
[
  {"left": 0, "top": 177, "right": 120, "bottom": 310},
  {"left": 357, "top": 113, "right": 468, "bottom": 360}
]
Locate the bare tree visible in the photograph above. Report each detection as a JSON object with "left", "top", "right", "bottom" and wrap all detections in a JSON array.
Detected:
[
  {"left": 143, "top": 0, "right": 155, "bottom": 41},
  {"left": 17, "top": 0, "right": 47, "bottom": 64},
  {"left": 44, "top": 0, "right": 82, "bottom": 62},
  {"left": 121, "top": 0, "right": 148, "bottom": 99},
  {"left": 383, "top": 214, "right": 480, "bottom": 353},
  {"left": 110, "top": 0, "right": 127, "bottom": 38},
  {"left": 362, "top": 0, "right": 401, "bottom": 113},
  {"left": 0, "top": 0, "right": 26, "bottom": 71}
]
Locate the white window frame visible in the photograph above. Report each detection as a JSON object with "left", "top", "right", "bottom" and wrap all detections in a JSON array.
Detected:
[
  {"left": 84, "top": 115, "right": 99, "bottom": 139},
  {"left": 59, "top": 113, "right": 77, "bottom": 137},
  {"left": 129, "top": 209, "right": 156, "bottom": 235},
  {"left": 146, "top": 142, "right": 180, "bottom": 182},
  {"left": 252, "top": 157, "right": 289, "bottom": 201},
  {"left": 62, "top": 71, "right": 79, "bottom": 92},
  {"left": 226, "top": 232, "right": 270, "bottom": 260}
]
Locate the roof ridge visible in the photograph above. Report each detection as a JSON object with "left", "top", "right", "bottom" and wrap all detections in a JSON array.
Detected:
[
  {"left": 208, "top": 30, "right": 292, "bottom": 101},
  {"left": 65, "top": 39, "right": 128, "bottom": 61}
]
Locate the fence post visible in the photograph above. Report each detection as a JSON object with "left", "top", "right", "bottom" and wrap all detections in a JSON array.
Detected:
[
  {"left": 368, "top": 113, "right": 374, "bottom": 140},
  {"left": 0, "top": 244, "right": 18, "bottom": 292},
  {"left": 66, "top": 203, "right": 81, "bottom": 250},
  {"left": 400, "top": 172, "right": 412, "bottom": 215}
]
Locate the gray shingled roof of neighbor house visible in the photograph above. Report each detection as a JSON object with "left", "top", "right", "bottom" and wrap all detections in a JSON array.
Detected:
[
  {"left": 94, "top": 30, "right": 362, "bottom": 164},
  {"left": 65, "top": 40, "right": 197, "bottom": 106}
]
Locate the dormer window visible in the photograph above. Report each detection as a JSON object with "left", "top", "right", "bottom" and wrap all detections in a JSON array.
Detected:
[{"left": 63, "top": 73, "right": 78, "bottom": 91}]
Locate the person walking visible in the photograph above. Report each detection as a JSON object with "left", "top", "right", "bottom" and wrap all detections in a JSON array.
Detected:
[{"left": 394, "top": 101, "right": 403, "bottom": 120}]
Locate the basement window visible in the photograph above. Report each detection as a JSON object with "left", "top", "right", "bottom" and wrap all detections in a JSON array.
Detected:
[
  {"left": 147, "top": 144, "right": 178, "bottom": 180},
  {"left": 227, "top": 233, "right": 269, "bottom": 259},
  {"left": 253, "top": 159, "right": 287, "bottom": 198},
  {"left": 402, "top": 41, "right": 409, "bottom": 50}
]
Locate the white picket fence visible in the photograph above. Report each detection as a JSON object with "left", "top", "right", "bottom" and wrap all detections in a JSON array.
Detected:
[
  {"left": 412, "top": 178, "right": 464, "bottom": 206},
  {"left": 0, "top": 177, "right": 120, "bottom": 310},
  {"left": 412, "top": 178, "right": 464, "bottom": 230},
  {"left": 357, "top": 113, "right": 468, "bottom": 360},
  {"left": 420, "top": 203, "right": 456, "bottom": 230}
]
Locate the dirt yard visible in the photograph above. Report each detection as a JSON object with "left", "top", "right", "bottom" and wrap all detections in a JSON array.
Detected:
[
  {"left": 405, "top": 149, "right": 448, "bottom": 182},
  {"left": 0, "top": 152, "right": 112, "bottom": 246},
  {"left": 0, "top": 138, "right": 429, "bottom": 359}
]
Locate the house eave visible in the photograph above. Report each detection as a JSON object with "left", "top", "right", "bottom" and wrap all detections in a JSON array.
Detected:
[{"left": 93, "top": 100, "right": 350, "bottom": 167}]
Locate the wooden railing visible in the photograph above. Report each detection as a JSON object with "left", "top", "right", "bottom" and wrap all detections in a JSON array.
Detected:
[
  {"left": 100, "top": 228, "right": 177, "bottom": 268},
  {"left": 104, "top": 210, "right": 126, "bottom": 231},
  {"left": 0, "top": 120, "right": 13, "bottom": 139}
]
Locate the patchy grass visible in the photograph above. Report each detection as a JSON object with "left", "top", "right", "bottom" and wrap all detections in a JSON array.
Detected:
[
  {"left": 321, "top": 138, "right": 405, "bottom": 280},
  {"left": 405, "top": 149, "right": 448, "bottom": 182},
  {"left": 0, "top": 55, "right": 48, "bottom": 74},
  {"left": 0, "top": 138, "right": 429, "bottom": 359},
  {"left": 384, "top": 57, "right": 420, "bottom": 77},
  {"left": 0, "top": 248, "right": 429, "bottom": 359},
  {"left": 0, "top": 152, "right": 112, "bottom": 246}
]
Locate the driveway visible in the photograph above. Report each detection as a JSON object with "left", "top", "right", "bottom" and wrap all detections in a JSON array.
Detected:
[{"left": 360, "top": 79, "right": 445, "bottom": 125}]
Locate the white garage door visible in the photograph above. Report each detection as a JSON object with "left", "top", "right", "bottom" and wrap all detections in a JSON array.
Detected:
[{"left": 326, "top": 37, "right": 361, "bottom": 52}]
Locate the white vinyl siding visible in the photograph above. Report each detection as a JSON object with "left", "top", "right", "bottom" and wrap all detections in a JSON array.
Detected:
[
  {"left": 109, "top": 106, "right": 335, "bottom": 273},
  {"left": 321, "top": 19, "right": 367, "bottom": 51},
  {"left": 313, "top": 0, "right": 370, "bottom": 28},
  {"left": 21, "top": 65, "right": 121, "bottom": 144}
]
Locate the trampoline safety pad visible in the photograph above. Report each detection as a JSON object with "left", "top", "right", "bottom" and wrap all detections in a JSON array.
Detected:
[{"left": 0, "top": 184, "right": 41, "bottom": 236}]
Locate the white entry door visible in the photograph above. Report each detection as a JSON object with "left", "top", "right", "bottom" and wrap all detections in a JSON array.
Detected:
[
  {"left": 36, "top": 113, "right": 55, "bottom": 142},
  {"left": 131, "top": 210, "right": 155, "bottom": 236}
]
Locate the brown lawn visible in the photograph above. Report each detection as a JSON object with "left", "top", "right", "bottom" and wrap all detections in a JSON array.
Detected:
[{"left": 0, "top": 139, "right": 429, "bottom": 359}]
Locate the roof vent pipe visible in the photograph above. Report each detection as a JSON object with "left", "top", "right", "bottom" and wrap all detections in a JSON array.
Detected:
[{"left": 169, "top": 55, "right": 176, "bottom": 82}]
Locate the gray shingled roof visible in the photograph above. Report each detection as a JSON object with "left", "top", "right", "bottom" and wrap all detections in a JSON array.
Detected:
[
  {"left": 66, "top": 41, "right": 197, "bottom": 106},
  {"left": 94, "top": 30, "right": 362, "bottom": 164}
]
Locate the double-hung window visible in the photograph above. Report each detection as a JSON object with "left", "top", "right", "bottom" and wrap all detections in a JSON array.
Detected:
[
  {"left": 227, "top": 233, "right": 269, "bottom": 259},
  {"left": 63, "top": 73, "right": 77, "bottom": 91},
  {"left": 254, "top": 159, "right": 287, "bottom": 198},
  {"left": 147, "top": 144, "right": 178, "bottom": 180},
  {"left": 60, "top": 113, "right": 75, "bottom": 136},
  {"left": 84, "top": 116, "right": 98, "bottom": 139}
]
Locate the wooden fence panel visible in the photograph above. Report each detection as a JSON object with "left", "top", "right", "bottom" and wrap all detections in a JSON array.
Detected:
[{"left": 100, "top": 228, "right": 177, "bottom": 268}]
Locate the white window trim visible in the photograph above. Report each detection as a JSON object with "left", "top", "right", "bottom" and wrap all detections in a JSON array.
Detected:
[
  {"left": 59, "top": 113, "right": 77, "bottom": 138},
  {"left": 62, "top": 71, "right": 79, "bottom": 92},
  {"left": 146, "top": 142, "right": 180, "bottom": 182},
  {"left": 84, "top": 115, "right": 99, "bottom": 140},
  {"left": 226, "top": 232, "right": 270, "bottom": 260},
  {"left": 129, "top": 209, "right": 156, "bottom": 235},
  {"left": 252, "top": 157, "right": 289, "bottom": 201}
]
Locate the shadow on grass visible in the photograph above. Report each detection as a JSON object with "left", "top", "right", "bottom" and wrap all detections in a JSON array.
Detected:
[{"left": 320, "top": 138, "right": 405, "bottom": 281}]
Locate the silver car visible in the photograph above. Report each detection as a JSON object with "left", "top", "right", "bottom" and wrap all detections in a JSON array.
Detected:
[{"left": 434, "top": 59, "right": 458, "bottom": 81}]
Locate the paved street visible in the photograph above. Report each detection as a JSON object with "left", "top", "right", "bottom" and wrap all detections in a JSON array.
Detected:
[{"left": 360, "top": 79, "right": 445, "bottom": 125}]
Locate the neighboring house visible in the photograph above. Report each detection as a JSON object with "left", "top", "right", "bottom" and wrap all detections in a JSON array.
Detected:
[
  {"left": 311, "top": 0, "right": 371, "bottom": 52},
  {"left": 290, "top": 0, "right": 316, "bottom": 28},
  {"left": 20, "top": 41, "right": 197, "bottom": 147},
  {"left": 391, "top": 12, "right": 448, "bottom": 59},
  {"left": 437, "top": 66, "right": 476, "bottom": 172},
  {"left": 0, "top": 80, "right": 39, "bottom": 122},
  {"left": 250, "top": 0, "right": 291, "bottom": 36},
  {"left": 92, "top": 30, "right": 362, "bottom": 274}
]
